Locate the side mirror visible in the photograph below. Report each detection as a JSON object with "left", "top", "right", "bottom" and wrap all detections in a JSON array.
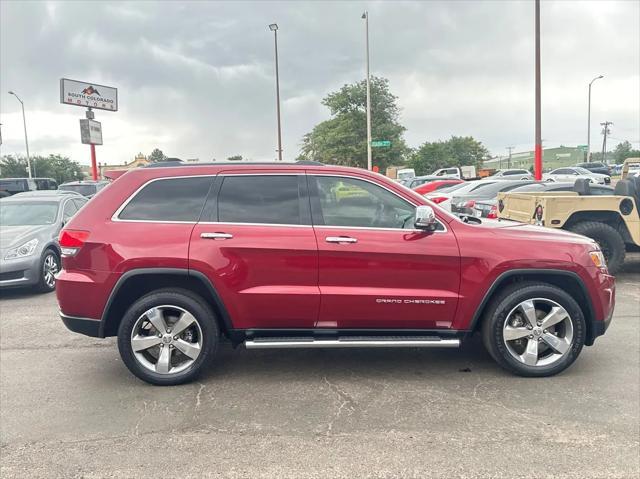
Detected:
[{"left": 414, "top": 205, "right": 438, "bottom": 231}]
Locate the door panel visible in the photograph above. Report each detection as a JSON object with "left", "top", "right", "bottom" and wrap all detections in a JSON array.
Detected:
[
  {"left": 190, "top": 224, "right": 319, "bottom": 329},
  {"left": 310, "top": 174, "right": 461, "bottom": 330},
  {"left": 315, "top": 226, "right": 460, "bottom": 329},
  {"left": 189, "top": 173, "right": 319, "bottom": 330}
]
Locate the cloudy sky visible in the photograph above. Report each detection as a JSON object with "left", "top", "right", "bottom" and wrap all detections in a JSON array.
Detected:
[{"left": 1, "top": 0, "right": 638, "bottom": 166}]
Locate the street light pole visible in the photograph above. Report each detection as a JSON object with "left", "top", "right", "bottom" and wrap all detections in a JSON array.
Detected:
[
  {"left": 362, "top": 11, "right": 372, "bottom": 171},
  {"left": 587, "top": 75, "right": 604, "bottom": 161},
  {"left": 8, "top": 91, "right": 32, "bottom": 178},
  {"left": 269, "top": 23, "right": 283, "bottom": 161}
]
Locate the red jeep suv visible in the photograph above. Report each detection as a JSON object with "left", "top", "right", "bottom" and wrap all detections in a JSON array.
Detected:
[{"left": 56, "top": 163, "right": 615, "bottom": 385}]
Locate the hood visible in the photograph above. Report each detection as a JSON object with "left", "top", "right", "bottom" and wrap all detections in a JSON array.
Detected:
[
  {"left": 0, "top": 225, "right": 55, "bottom": 250},
  {"left": 472, "top": 219, "right": 597, "bottom": 246}
]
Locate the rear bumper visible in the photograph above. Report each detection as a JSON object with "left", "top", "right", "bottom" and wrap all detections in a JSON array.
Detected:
[{"left": 60, "top": 312, "right": 102, "bottom": 337}]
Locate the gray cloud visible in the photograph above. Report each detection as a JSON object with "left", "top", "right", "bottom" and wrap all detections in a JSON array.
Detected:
[{"left": 1, "top": 0, "right": 638, "bottom": 165}]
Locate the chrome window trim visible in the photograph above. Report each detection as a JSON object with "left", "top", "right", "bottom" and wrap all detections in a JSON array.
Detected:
[
  {"left": 111, "top": 171, "right": 447, "bottom": 233},
  {"left": 198, "top": 221, "right": 312, "bottom": 228},
  {"left": 310, "top": 173, "right": 448, "bottom": 233}
]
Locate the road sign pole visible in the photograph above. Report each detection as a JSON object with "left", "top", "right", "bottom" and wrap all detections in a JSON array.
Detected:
[{"left": 90, "top": 144, "right": 97, "bottom": 180}]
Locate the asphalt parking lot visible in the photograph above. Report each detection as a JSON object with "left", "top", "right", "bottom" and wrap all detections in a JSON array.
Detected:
[{"left": 1, "top": 256, "right": 638, "bottom": 478}]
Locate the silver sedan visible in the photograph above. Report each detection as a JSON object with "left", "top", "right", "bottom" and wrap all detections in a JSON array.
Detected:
[{"left": 0, "top": 192, "right": 87, "bottom": 292}]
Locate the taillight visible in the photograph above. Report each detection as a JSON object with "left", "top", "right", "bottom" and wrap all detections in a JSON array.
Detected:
[
  {"left": 59, "top": 229, "right": 90, "bottom": 257},
  {"left": 430, "top": 196, "right": 448, "bottom": 204},
  {"left": 487, "top": 205, "right": 498, "bottom": 219}
]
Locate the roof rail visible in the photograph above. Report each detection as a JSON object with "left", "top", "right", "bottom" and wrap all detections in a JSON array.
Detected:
[{"left": 141, "top": 160, "right": 326, "bottom": 168}]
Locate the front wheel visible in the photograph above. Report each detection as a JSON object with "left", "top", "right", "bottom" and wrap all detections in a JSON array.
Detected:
[
  {"left": 34, "top": 249, "right": 60, "bottom": 293},
  {"left": 117, "top": 289, "right": 219, "bottom": 385},
  {"left": 482, "top": 282, "right": 586, "bottom": 377}
]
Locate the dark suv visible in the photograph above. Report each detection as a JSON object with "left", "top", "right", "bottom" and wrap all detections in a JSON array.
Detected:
[{"left": 57, "top": 163, "right": 615, "bottom": 385}]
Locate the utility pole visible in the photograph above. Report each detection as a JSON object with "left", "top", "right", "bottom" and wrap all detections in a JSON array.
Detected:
[
  {"left": 362, "top": 11, "right": 372, "bottom": 171},
  {"left": 268, "top": 23, "right": 283, "bottom": 161},
  {"left": 533, "top": 0, "right": 542, "bottom": 180},
  {"left": 506, "top": 146, "right": 514, "bottom": 169},
  {"left": 601, "top": 121, "right": 613, "bottom": 164},
  {"left": 587, "top": 75, "right": 603, "bottom": 160}
]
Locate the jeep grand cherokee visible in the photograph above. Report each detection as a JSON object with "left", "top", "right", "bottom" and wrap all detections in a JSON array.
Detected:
[{"left": 56, "top": 163, "right": 615, "bottom": 385}]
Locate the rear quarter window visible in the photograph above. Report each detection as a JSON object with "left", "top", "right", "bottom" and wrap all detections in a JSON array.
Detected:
[{"left": 118, "top": 177, "right": 213, "bottom": 222}]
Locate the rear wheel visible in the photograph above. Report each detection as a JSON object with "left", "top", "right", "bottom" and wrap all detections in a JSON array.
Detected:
[
  {"left": 482, "top": 282, "right": 586, "bottom": 377},
  {"left": 117, "top": 289, "right": 219, "bottom": 385},
  {"left": 568, "top": 221, "right": 625, "bottom": 274}
]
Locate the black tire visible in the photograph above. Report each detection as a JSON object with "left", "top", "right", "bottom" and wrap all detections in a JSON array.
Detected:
[
  {"left": 34, "top": 249, "right": 60, "bottom": 293},
  {"left": 117, "top": 288, "right": 219, "bottom": 386},
  {"left": 568, "top": 221, "right": 625, "bottom": 274},
  {"left": 481, "top": 281, "right": 586, "bottom": 377}
]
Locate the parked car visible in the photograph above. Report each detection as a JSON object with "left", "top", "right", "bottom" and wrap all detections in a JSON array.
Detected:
[
  {"left": 0, "top": 192, "right": 88, "bottom": 292},
  {"left": 544, "top": 167, "right": 610, "bottom": 185},
  {"left": 487, "top": 169, "right": 533, "bottom": 180},
  {"left": 0, "top": 177, "right": 58, "bottom": 196},
  {"left": 425, "top": 180, "right": 499, "bottom": 211},
  {"left": 403, "top": 175, "right": 439, "bottom": 189},
  {"left": 413, "top": 179, "right": 464, "bottom": 195},
  {"left": 610, "top": 164, "right": 623, "bottom": 176},
  {"left": 59, "top": 180, "right": 110, "bottom": 198},
  {"left": 473, "top": 181, "right": 615, "bottom": 219},
  {"left": 575, "top": 162, "right": 611, "bottom": 176},
  {"left": 56, "top": 162, "right": 614, "bottom": 385},
  {"left": 431, "top": 166, "right": 476, "bottom": 180},
  {"left": 451, "top": 180, "right": 534, "bottom": 216}
]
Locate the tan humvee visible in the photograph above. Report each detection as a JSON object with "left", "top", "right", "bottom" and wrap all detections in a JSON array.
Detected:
[
  {"left": 621, "top": 158, "right": 640, "bottom": 180},
  {"left": 498, "top": 178, "right": 640, "bottom": 274}
]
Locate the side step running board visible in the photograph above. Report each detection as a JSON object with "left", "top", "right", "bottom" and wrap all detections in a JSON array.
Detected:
[{"left": 245, "top": 336, "right": 460, "bottom": 350}]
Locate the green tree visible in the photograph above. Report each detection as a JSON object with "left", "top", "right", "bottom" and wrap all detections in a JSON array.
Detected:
[
  {"left": 148, "top": 148, "right": 167, "bottom": 163},
  {"left": 0, "top": 154, "right": 83, "bottom": 183},
  {"left": 613, "top": 141, "right": 640, "bottom": 162},
  {"left": 407, "top": 136, "right": 490, "bottom": 175},
  {"left": 299, "top": 76, "right": 408, "bottom": 170},
  {"left": 226, "top": 155, "right": 243, "bottom": 161}
]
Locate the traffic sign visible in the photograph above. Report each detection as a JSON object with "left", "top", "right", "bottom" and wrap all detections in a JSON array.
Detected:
[{"left": 371, "top": 140, "right": 391, "bottom": 147}]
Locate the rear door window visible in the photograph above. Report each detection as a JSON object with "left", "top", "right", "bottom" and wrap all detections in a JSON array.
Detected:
[
  {"left": 217, "top": 175, "right": 303, "bottom": 225},
  {"left": 62, "top": 200, "right": 78, "bottom": 221},
  {"left": 118, "top": 177, "right": 213, "bottom": 222}
]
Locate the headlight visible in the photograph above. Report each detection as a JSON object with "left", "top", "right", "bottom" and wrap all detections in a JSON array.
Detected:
[
  {"left": 589, "top": 250, "right": 607, "bottom": 272},
  {"left": 4, "top": 238, "right": 39, "bottom": 260}
]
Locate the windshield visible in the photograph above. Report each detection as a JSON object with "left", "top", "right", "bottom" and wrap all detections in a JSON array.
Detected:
[
  {"left": 59, "top": 184, "right": 97, "bottom": 196},
  {"left": 574, "top": 167, "right": 592, "bottom": 175},
  {"left": 0, "top": 202, "right": 59, "bottom": 226}
]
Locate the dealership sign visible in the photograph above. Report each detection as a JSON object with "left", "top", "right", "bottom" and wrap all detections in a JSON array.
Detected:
[
  {"left": 60, "top": 78, "right": 118, "bottom": 111},
  {"left": 79, "top": 119, "right": 103, "bottom": 145}
]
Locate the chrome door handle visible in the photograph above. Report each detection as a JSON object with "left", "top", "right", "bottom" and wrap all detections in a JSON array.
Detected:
[
  {"left": 325, "top": 236, "right": 357, "bottom": 244},
  {"left": 201, "top": 232, "right": 233, "bottom": 240}
]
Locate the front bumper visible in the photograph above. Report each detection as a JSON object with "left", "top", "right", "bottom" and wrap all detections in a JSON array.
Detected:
[
  {"left": 586, "top": 271, "right": 615, "bottom": 345},
  {"left": 0, "top": 255, "right": 40, "bottom": 288}
]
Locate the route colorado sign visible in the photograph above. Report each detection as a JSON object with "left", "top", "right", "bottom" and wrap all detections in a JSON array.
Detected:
[{"left": 60, "top": 78, "right": 118, "bottom": 111}]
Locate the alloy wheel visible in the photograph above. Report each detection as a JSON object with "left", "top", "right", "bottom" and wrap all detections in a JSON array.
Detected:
[
  {"left": 43, "top": 253, "right": 59, "bottom": 289},
  {"left": 502, "top": 298, "right": 574, "bottom": 367},
  {"left": 130, "top": 305, "right": 203, "bottom": 375}
]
